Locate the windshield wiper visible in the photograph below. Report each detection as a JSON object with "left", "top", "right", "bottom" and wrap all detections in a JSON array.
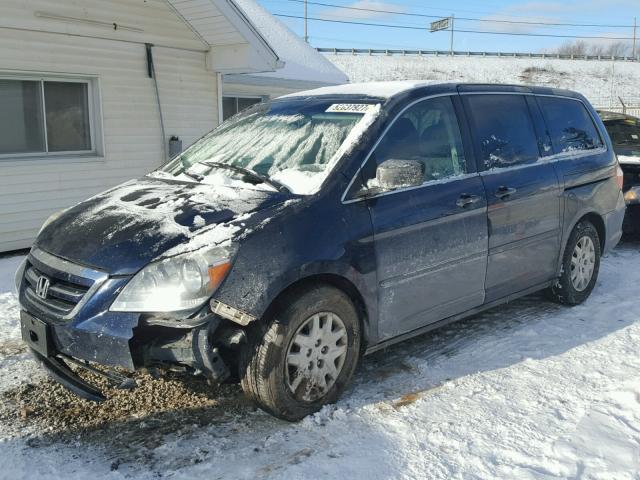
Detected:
[
  {"left": 181, "top": 168, "right": 204, "bottom": 182},
  {"left": 202, "top": 161, "right": 290, "bottom": 193}
]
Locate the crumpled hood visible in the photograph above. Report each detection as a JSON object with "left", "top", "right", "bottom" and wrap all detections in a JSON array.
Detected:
[{"left": 36, "top": 176, "right": 291, "bottom": 275}]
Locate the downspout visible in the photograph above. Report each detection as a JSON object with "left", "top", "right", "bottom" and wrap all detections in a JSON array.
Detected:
[
  {"left": 146, "top": 43, "right": 168, "bottom": 161},
  {"left": 217, "top": 72, "right": 223, "bottom": 124}
]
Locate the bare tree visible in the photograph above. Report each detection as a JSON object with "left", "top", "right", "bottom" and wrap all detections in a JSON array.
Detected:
[
  {"left": 589, "top": 44, "right": 607, "bottom": 56},
  {"left": 605, "top": 42, "right": 631, "bottom": 57},
  {"left": 552, "top": 40, "right": 632, "bottom": 57},
  {"left": 556, "top": 40, "right": 589, "bottom": 56}
]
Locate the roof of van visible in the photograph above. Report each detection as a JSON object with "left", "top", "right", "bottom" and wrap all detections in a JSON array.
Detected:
[{"left": 281, "top": 80, "right": 583, "bottom": 100}]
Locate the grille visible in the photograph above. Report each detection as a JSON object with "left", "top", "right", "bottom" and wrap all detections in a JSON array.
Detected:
[{"left": 21, "top": 248, "right": 108, "bottom": 322}]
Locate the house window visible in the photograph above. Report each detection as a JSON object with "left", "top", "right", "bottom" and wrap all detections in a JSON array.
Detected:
[
  {"left": 222, "top": 96, "right": 264, "bottom": 121},
  {"left": 0, "top": 77, "right": 97, "bottom": 157}
]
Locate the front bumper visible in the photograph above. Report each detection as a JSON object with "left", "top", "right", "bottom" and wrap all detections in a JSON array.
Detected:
[
  {"left": 18, "top": 248, "right": 232, "bottom": 401},
  {"left": 21, "top": 309, "right": 231, "bottom": 401},
  {"left": 31, "top": 349, "right": 107, "bottom": 402}
]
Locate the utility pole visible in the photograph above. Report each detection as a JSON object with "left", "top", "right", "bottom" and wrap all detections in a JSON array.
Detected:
[
  {"left": 450, "top": 14, "right": 455, "bottom": 56},
  {"left": 304, "top": 0, "right": 309, "bottom": 43},
  {"left": 633, "top": 16, "right": 637, "bottom": 60}
]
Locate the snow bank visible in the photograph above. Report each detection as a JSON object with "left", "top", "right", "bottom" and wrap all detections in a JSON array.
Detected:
[
  {"left": 618, "top": 155, "right": 640, "bottom": 165},
  {"left": 0, "top": 255, "right": 24, "bottom": 345},
  {"left": 325, "top": 54, "right": 640, "bottom": 107}
]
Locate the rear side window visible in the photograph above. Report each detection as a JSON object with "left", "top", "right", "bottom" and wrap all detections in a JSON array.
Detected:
[
  {"left": 538, "top": 97, "right": 603, "bottom": 153},
  {"left": 465, "top": 94, "right": 540, "bottom": 170}
]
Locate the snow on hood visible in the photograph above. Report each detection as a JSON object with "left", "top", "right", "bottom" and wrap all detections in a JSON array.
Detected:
[{"left": 36, "top": 177, "right": 292, "bottom": 275}]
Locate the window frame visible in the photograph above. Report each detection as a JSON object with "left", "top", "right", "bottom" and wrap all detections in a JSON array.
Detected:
[
  {"left": 221, "top": 95, "right": 266, "bottom": 121},
  {"left": 342, "top": 93, "right": 474, "bottom": 204},
  {"left": 0, "top": 73, "right": 102, "bottom": 160}
]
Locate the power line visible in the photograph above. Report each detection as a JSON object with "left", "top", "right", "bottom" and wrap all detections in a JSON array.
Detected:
[
  {"left": 274, "top": 13, "right": 637, "bottom": 40},
  {"left": 304, "top": 9, "right": 625, "bottom": 37},
  {"left": 284, "top": 0, "right": 636, "bottom": 29}
]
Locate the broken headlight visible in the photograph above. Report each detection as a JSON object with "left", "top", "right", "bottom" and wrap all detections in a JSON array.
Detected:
[{"left": 110, "top": 245, "right": 236, "bottom": 313}]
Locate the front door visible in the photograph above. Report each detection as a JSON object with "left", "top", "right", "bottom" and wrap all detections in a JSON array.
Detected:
[
  {"left": 358, "top": 95, "right": 489, "bottom": 340},
  {"left": 462, "top": 93, "right": 562, "bottom": 302}
]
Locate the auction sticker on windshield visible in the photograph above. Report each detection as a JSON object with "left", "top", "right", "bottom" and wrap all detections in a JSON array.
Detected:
[{"left": 326, "top": 104, "right": 377, "bottom": 114}]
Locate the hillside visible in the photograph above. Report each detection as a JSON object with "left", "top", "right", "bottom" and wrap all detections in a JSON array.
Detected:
[{"left": 326, "top": 54, "right": 640, "bottom": 109}]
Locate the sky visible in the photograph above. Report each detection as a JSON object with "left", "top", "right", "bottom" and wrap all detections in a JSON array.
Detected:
[{"left": 257, "top": 0, "right": 640, "bottom": 53}]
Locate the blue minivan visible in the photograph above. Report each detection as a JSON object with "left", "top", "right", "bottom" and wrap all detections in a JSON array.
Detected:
[{"left": 16, "top": 82, "right": 625, "bottom": 420}]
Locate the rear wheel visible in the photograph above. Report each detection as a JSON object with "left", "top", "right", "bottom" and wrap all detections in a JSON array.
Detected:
[
  {"left": 547, "top": 220, "right": 601, "bottom": 305},
  {"left": 239, "top": 285, "right": 361, "bottom": 421}
]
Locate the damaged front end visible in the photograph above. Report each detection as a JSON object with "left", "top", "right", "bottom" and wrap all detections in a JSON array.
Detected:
[{"left": 17, "top": 247, "right": 255, "bottom": 402}]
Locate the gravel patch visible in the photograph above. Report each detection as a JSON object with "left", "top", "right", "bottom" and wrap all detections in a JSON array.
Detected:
[{"left": 0, "top": 364, "right": 258, "bottom": 468}]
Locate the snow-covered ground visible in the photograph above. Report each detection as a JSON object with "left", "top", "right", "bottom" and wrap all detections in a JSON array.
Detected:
[
  {"left": 325, "top": 54, "right": 640, "bottom": 110},
  {"left": 1, "top": 242, "right": 639, "bottom": 479}
]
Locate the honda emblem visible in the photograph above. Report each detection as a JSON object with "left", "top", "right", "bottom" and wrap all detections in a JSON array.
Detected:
[{"left": 35, "top": 276, "right": 50, "bottom": 300}]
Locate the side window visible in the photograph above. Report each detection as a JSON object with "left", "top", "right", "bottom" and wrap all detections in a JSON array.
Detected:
[
  {"left": 362, "top": 96, "right": 467, "bottom": 186},
  {"left": 465, "top": 94, "right": 540, "bottom": 170},
  {"left": 538, "top": 97, "right": 603, "bottom": 153}
]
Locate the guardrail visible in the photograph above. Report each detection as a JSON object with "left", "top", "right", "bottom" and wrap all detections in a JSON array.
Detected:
[
  {"left": 317, "top": 47, "right": 639, "bottom": 62},
  {"left": 596, "top": 106, "right": 640, "bottom": 117}
]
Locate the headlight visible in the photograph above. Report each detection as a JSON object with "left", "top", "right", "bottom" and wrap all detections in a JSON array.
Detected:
[
  {"left": 110, "top": 245, "right": 236, "bottom": 312},
  {"left": 624, "top": 187, "right": 640, "bottom": 205}
]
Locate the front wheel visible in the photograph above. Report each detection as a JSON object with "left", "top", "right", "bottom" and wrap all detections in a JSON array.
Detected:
[
  {"left": 239, "top": 285, "right": 361, "bottom": 421},
  {"left": 547, "top": 220, "right": 601, "bottom": 305}
]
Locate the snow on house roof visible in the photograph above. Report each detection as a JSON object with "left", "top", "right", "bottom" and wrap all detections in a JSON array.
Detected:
[
  {"left": 282, "top": 80, "right": 443, "bottom": 99},
  {"left": 232, "top": 0, "right": 348, "bottom": 85}
]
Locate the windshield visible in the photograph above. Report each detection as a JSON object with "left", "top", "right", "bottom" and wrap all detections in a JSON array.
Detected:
[
  {"left": 155, "top": 100, "right": 381, "bottom": 195},
  {"left": 606, "top": 120, "right": 640, "bottom": 155}
]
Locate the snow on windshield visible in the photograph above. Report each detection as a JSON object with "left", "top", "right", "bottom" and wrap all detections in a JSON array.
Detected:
[{"left": 155, "top": 102, "right": 381, "bottom": 195}]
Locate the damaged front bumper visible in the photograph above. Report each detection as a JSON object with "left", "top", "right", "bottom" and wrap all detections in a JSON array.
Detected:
[
  {"left": 20, "top": 309, "right": 234, "bottom": 402},
  {"left": 17, "top": 248, "right": 242, "bottom": 402}
]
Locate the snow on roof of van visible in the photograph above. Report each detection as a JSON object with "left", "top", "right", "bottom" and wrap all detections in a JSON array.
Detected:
[
  {"left": 233, "top": 0, "right": 348, "bottom": 85},
  {"left": 281, "top": 80, "right": 443, "bottom": 99}
]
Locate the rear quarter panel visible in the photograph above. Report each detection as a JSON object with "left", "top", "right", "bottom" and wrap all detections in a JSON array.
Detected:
[{"left": 553, "top": 96, "right": 624, "bottom": 264}]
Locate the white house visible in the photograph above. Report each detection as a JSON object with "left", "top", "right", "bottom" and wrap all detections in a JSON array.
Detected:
[
  {"left": 221, "top": 0, "right": 349, "bottom": 120},
  {"left": 0, "top": 0, "right": 347, "bottom": 252}
]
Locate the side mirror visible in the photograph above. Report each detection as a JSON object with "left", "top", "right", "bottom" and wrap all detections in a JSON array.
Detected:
[{"left": 375, "top": 159, "right": 424, "bottom": 191}]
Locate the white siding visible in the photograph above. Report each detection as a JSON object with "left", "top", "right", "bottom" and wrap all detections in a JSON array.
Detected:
[{"left": 0, "top": 1, "right": 219, "bottom": 251}]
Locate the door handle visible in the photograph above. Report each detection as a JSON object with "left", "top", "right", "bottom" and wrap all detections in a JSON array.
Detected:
[
  {"left": 495, "top": 186, "right": 517, "bottom": 199},
  {"left": 456, "top": 193, "right": 481, "bottom": 208}
]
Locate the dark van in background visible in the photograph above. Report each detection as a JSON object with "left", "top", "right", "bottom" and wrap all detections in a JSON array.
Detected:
[
  {"left": 598, "top": 110, "right": 640, "bottom": 234},
  {"left": 16, "top": 82, "right": 625, "bottom": 420}
]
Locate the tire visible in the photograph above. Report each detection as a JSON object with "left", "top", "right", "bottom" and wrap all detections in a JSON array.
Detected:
[
  {"left": 547, "top": 220, "right": 601, "bottom": 305},
  {"left": 239, "top": 285, "right": 361, "bottom": 421}
]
